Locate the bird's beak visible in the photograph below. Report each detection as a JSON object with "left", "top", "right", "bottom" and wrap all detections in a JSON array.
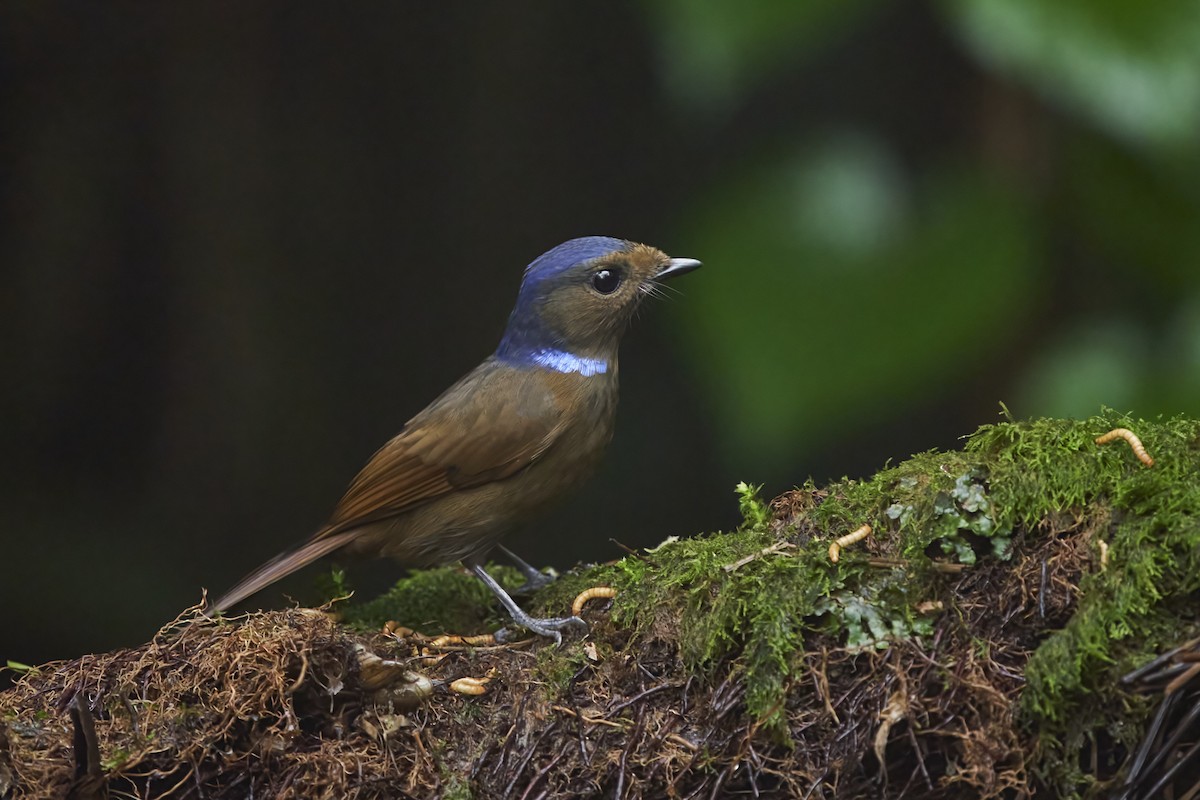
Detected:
[{"left": 657, "top": 257, "right": 702, "bottom": 280}]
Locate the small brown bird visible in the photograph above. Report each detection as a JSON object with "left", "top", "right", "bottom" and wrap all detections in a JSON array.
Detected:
[{"left": 210, "top": 237, "right": 700, "bottom": 642}]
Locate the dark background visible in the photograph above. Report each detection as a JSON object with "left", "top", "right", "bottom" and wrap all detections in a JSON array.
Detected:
[{"left": 4, "top": 2, "right": 1199, "bottom": 667}]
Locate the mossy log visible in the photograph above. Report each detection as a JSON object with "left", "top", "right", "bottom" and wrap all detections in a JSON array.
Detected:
[{"left": 3, "top": 411, "right": 1199, "bottom": 799}]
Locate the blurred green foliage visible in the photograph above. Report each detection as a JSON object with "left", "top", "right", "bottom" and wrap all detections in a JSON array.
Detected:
[
  {"left": 643, "top": 0, "right": 1200, "bottom": 469},
  {"left": 947, "top": 0, "right": 1200, "bottom": 147},
  {"left": 646, "top": 0, "right": 874, "bottom": 108},
  {"left": 676, "top": 144, "right": 1038, "bottom": 462}
]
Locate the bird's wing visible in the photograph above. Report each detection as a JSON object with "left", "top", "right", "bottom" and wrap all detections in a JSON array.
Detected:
[
  {"left": 323, "top": 360, "right": 567, "bottom": 534},
  {"left": 209, "top": 362, "right": 566, "bottom": 613}
]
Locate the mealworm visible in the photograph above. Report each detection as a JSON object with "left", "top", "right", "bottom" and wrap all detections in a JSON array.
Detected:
[
  {"left": 381, "top": 620, "right": 414, "bottom": 638},
  {"left": 1095, "top": 428, "right": 1153, "bottom": 467},
  {"left": 572, "top": 586, "right": 617, "bottom": 617},
  {"left": 450, "top": 677, "right": 488, "bottom": 696},
  {"left": 829, "top": 524, "right": 872, "bottom": 563},
  {"left": 428, "top": 633, "right": 495, "bottom": 648}
]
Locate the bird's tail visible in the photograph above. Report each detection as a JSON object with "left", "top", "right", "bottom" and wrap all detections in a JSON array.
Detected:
[{"left": 208, "top": 529, "right": 360, "bottom": 614}]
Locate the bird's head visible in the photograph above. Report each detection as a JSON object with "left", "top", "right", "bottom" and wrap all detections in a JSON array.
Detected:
[{"left": 495, "top": 237, "right": 700, "bottom": 374}]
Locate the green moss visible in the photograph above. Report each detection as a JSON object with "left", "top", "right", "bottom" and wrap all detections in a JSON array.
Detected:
[
  {"left": 347, "top": 409, "right": 1200, "bottom": 790},
  {"left": 532, "top": 645, "right": 590, "bottom": 695},
  {"left": 965, "top": 411, "right": 1200, "bottom": 792},
  {"left": 968, "top": 413, "right": 1200, "bottom": 700},
  {"left": 735, "top": 481, "right": 771, "bottom": 528},
  {"left": 585, "top": 411, "right": 1196, "bottom": 756},
  {"left": 440, "top": 773, "right": 473, "bottom": 800},
  {"left": 338, "top": 564, "right": 525, "bottom": 635}
]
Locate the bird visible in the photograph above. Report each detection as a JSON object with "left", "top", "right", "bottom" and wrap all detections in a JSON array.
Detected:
[{"left": 209, "top": 236, "right": 700, "bottom": 642}]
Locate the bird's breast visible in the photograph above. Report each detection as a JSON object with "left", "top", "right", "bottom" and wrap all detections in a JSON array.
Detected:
[{"left": 536, "top": 368, "right": 620, "bottom": 483}]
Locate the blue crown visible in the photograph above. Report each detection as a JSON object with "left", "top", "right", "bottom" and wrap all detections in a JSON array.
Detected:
[{"left": 523, "top": 236, "right": 625, "bottom": 286}]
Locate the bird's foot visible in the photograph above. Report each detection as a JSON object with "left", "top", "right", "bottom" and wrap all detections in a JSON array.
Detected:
[
  {"left": 494, "top": 612, "right": 589, "bottom": 646},
  {"left": 511, "top": 572, "right": 556, "bottom": 596},
  {"left": 471, "top": 562, "right": 587, "bottom": 645},
  {"left": 497, "top": 545, "right": 557, "bottom": 596}
]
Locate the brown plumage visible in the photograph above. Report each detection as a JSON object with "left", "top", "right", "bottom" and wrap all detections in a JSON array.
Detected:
[{"left": 208, "top": 237, "right": 699, "bottom": 641}]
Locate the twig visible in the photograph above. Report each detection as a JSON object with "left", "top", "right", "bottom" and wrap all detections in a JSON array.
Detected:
[
  {"left": 551, "top": 705, "right": 625, "bottom": 729},
  {"left": 609, "top": 538, "right": 644, "bottom": 559},
  {"left": 286, "top": 649, "right": 310, "bottom": 694},
  {"left": 723, "top": 541, "right": 795, "bottom": 572},
  {"left": 1165, "top": 662, "right": 1200, "bottom": 696}
]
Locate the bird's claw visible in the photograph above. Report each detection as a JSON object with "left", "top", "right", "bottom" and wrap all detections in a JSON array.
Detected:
[{"left": 494, "top": 614, "right": 588, "bottom": 646}]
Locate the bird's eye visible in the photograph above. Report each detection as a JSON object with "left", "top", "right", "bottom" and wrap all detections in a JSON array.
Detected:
[{"left": 591, "top": 268, "right": 622, "bottom": 295}]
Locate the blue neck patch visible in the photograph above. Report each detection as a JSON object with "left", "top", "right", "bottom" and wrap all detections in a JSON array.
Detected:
[
  {"left": 523, "top": 347, "right": 608, "bottom": 376},
  {"left": 497, "top": 346, "right": 608, "bottom": 376}
]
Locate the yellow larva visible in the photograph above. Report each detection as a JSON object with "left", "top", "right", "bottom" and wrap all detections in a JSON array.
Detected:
[
  {"left": 829, "top": 524, "right": 872, "bottom": 563},
  {"left": 450, "top": 677, "right": 488, "bottom": 696},
  {"left": 572, "top": 586, "right": 617, "bottom": 617},
  {"left": 1095, "top": 428, "right": 1154, "bottom": 467}
]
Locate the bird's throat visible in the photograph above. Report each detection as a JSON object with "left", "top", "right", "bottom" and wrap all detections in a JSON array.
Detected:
[{"left": 495, "top": 308, "right": 614, "bottom": 377}]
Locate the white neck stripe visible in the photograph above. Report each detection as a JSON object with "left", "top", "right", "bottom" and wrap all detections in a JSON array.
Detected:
[{"left": 526, "top": 348, "right": 608, "bottom": 376}]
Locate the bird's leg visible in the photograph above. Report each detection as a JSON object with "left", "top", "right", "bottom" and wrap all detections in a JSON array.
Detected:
[
  {"left": 470, "top": 564, "right": 587, "bottom": 645},
  {"left": 497, "top": 544, "right": 557, "bottom": 595}
]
